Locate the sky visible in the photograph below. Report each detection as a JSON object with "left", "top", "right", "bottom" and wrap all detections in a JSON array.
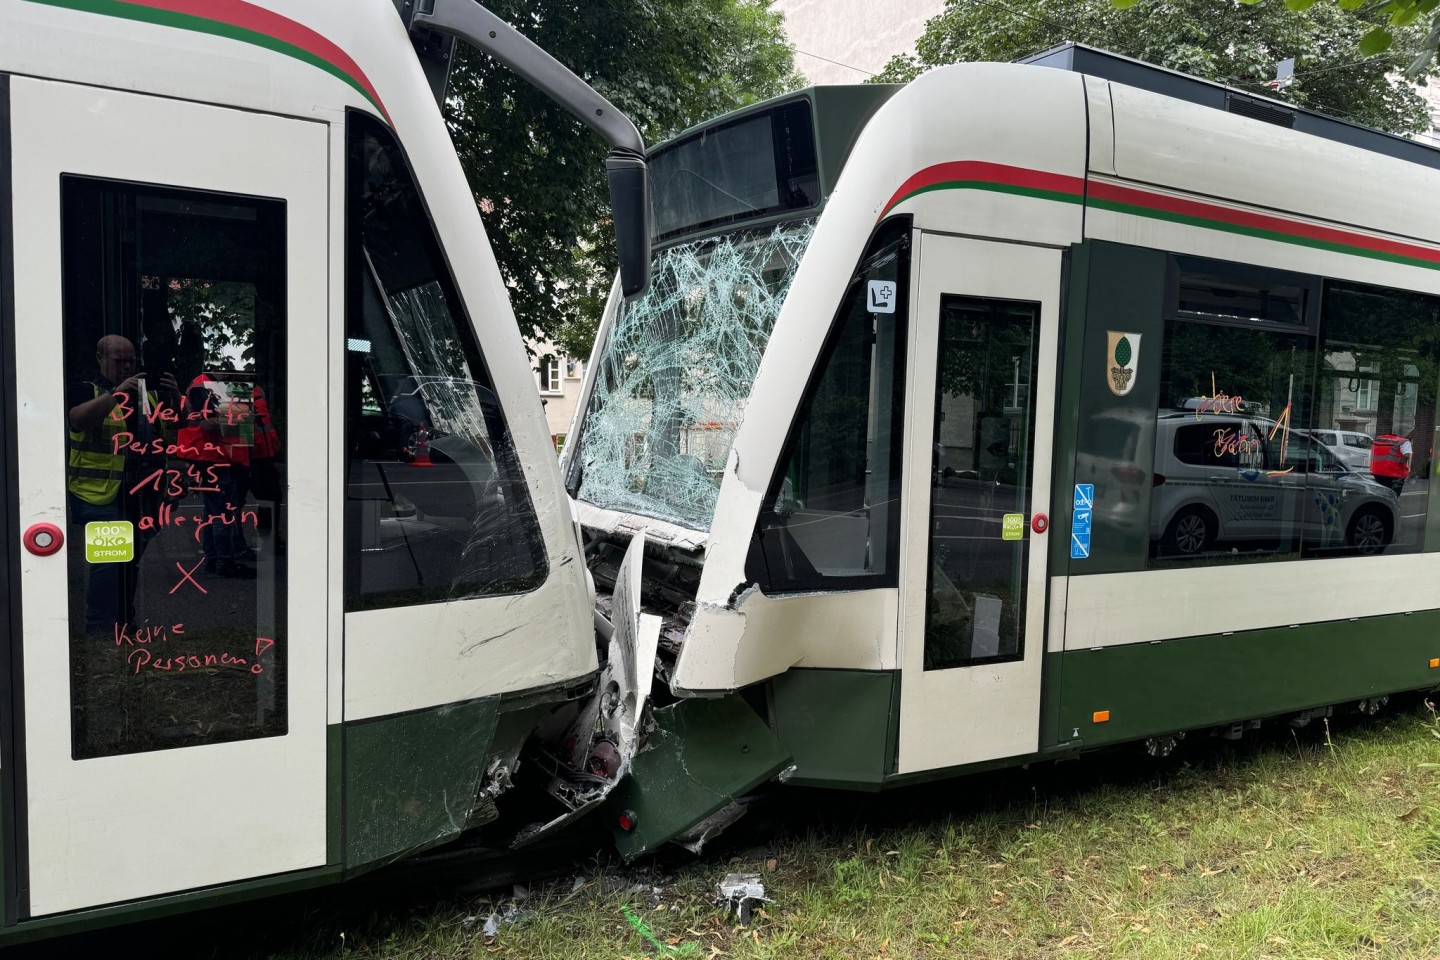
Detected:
[{"left": 770, "top": 0, "right": 943, "bottom": 85}]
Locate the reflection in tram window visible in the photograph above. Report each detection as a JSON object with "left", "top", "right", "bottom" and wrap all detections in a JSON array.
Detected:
[
  {"left": 344, "top": 111, "right": 546, "bottom": 610},
  {"left": 61, "top": 176, "right": 288, "bottom": 760},
  {"left": 924, "top": 296, "right": 1038, "bottom": 671},
  {"left": 1147, "top": 258, "right": 1437, "bottom": 566},
  {"left": 1311, "top": 281, "right": 1439, "bottom": 555},
  {"left": 1149, "top": 259, "right": 1317, "bottom": 567}
]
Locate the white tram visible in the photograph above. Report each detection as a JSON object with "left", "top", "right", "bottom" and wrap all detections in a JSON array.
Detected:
[
  {"left": 0, "top": 0, "right": 653, "bottom": 940},
  {"left": 558, "top": 46, "right": 1440, "bottom": 856}
]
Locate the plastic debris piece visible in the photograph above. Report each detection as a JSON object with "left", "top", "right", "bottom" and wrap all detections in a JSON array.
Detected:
[
  {"left": 576, "top": 220, "right": 816, "bottom": 530},
  {"left": 479, "top": 902, "right": 533, "bottom": 940},
  {"left": 716, "top": 872, "right": 771, "bottom": 925}
]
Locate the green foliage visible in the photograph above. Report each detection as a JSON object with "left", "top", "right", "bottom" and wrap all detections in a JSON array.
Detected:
[
  {"left": 444, "top": 1, "right": 802, "bottom": 360},
  {"left": 1261, "top": 0, "right": 1440, "bottom": 76},
  {"left": 875, "top": 0, "right": 1437, "bottom": 136}
]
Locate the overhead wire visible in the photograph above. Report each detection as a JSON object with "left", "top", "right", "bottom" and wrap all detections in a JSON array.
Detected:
[{"left": 791, "top": 48, "right": 876, "bottom": 78}]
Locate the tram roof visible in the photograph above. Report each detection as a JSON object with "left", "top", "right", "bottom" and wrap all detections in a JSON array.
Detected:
[{"left": 1023, "top": 42, "right": 1440, "bottom": 174}]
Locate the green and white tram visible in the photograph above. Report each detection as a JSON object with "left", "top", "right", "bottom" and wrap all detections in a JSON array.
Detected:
[
  {"left": 0, "top": 0, "right": 653, "bottom": 941},
  {"left": 560, "top": 45, "right": 1440, "bottom": 855}
]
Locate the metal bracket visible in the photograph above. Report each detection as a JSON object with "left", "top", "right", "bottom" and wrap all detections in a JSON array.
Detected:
[{"left": 411, "top": 0, "right": 645, "bottom": 158}]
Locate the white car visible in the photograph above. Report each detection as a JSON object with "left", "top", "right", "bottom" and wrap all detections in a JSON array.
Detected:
[{"left": 1310, "top": 428, "right": 1373, "bottom": 472}]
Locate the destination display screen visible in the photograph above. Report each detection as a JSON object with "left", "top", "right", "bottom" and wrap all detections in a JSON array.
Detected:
[{"left": 649, "top": 99, "right": 819, "bottom": 242}]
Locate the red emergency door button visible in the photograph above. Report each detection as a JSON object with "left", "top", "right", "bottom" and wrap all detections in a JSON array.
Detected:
[
  {"left": 24, "top": 523, "right": 64, "bottom": 557},
  {"left": 1032, "top": 513, "right": 1049, "bottom": 534}
]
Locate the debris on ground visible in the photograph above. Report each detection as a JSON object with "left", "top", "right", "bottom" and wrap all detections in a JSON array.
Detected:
[
  {"left": 464, "top": 868, "right": 675, "bottom": 942},
  {"left": 715, "top": 872, "right": 771, "bottom": 924},
  {"left": 473, "top": 901, "right": 533, "bottom": 940},
  {"left": 465, "top": 882, "right": 537, "bottom": 940}
]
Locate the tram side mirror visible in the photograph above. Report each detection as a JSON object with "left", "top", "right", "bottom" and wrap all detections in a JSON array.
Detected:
[{"left": 606, "top": 150, "right": 653, "bottom": 300}]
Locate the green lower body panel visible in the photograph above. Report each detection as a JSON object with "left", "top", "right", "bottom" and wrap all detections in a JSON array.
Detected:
[
  {"left": 343, "top": 698, "right": 501, "bottom": 873},
  {"left": 341, "top": 677, "right": 592, "bottom": 875},
  {"left": 1055, "top": 610, "right": 1440, "bottom": 748},
  {"left": 769, "top": 669, "right": 898, "bottom": 789},
  {"left": 604, "top": 695, "right": 792, "bottom": 860}
]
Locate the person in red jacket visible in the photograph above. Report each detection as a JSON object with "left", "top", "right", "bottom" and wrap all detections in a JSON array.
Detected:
[
  {"left": 1370, "top": 433, "right": 1412, "bottom": 494},
  {"left": 177, "top": 373, "right": 252, "bottom": 577}
]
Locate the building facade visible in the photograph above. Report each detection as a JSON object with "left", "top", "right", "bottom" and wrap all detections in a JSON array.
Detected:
[{"left": 530, "top": 343, "right": 585, "bottom": 453}]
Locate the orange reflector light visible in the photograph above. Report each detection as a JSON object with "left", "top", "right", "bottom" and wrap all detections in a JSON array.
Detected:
[
  {"left": 1093, "top": 710, "right": 1110, "bottom": 723},
  {"left": 1430, "top": 658, "right": 1439, "bottom": 669}
]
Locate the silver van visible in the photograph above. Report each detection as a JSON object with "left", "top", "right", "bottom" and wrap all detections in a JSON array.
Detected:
[{"left": 1150, "top": 411, "right": 1398, "bottom": 556}]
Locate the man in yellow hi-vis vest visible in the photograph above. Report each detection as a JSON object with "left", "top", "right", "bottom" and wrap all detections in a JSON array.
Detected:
[{"left": 67, "top": 335, "right": 178, "bottom": 632}]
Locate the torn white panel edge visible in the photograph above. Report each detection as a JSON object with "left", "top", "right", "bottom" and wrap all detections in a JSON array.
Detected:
[
  {"left": 514, "top": 534, "right": 660, "bottom": 846},
  {"left": 595, "top": 535, "right": 661, "bottom": 781}
]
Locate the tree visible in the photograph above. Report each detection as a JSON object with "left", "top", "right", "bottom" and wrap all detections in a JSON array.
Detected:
[
  {"left": 444, "top": 1, "right": 802, "bottom": 360},
  {"left": 1219, "top": 0, "right": 1440, "bottom": 80},
  {"left": 875, "top": 0, "right": 1436, "bottom": 136}
]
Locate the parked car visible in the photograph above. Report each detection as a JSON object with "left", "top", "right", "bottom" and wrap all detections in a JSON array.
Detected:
[
  {"left": 1150, "top": 412, "right": 1398, "bottom": 557},
  {"left": 1310, "top": 428, "right": 1373, "bottom": 472}
]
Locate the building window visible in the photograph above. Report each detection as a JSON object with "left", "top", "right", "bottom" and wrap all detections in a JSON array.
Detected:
[{"left": 540, "top": 356, "right": 562, "bottom": 394}]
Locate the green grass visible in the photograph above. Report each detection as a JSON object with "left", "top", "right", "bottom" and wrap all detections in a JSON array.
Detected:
[{"left": 236, "top": 698, "right": 1440, "bottom": 960}]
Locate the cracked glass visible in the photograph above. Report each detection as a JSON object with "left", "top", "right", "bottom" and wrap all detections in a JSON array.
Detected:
[
  {"left": 344, "top": 111, "right": 546, "bottom": 609},
  {"left": 572, "top": 220, "right": 816, "bottom": 530}
]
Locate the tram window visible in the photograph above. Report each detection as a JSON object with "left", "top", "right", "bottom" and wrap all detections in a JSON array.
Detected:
[
  {"left": 1149, "top": 312, "right": 1314, "bottom": 567},
  {"left": 1173, "top": 256, "right": 1314, "bottom": 331},
  {"left": 344, "top": 111, "right": 546, "bottom": 610},
  {"left": 747, "top": 218, "right": 910, "bottom": 592},
  {"left": 924, "top": 296, "right": 1039, "bottom": 670},
  {"left": 61, "top": 176, "right": 288, "bottom": 759},
  {"left": 1308, "top": 280, "right": 1440, "bottom": 557}
]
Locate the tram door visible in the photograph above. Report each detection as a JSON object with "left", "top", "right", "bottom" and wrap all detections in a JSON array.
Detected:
[
  {"left": 895, "top": 235, "right": 1060, "bottom": 774},
  {"left": 8, "top": 79, "right": 328, "bottom": 914}
]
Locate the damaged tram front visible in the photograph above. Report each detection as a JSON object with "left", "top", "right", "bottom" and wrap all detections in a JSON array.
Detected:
[
  {"left": 553, "top": 53, "right": 1440, "bottom": 858},
  {"left": 537, "top": 86, "right": 900, "bottom": 858}
]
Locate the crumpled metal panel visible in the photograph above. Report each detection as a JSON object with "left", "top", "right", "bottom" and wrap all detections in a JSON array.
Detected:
[
  {"left": 603, "top": 694, "right": 792, "bottom": 861},
  {"left": 575, "top": 221, "right": 816, "bottom": 530},
  {"left": 513, "top": 534, "right": 661, "bottom": 846}
]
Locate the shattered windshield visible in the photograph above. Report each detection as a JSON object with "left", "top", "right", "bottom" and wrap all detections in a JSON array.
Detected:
[{"left": 573, "top": 220, "right": 816, "bottom": 530}]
